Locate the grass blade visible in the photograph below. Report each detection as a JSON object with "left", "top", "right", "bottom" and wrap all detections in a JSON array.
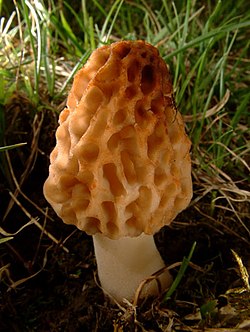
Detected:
[
  {"left": 0, "top": 143, "right": 27, "bottom": 152},
  {"left": 162, "top": 242, "right": 197, "bottom": 303},
  {"left": 165, "top": 20, "right": 250, "bottom": 60}
]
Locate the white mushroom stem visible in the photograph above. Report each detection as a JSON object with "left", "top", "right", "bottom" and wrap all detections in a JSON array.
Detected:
[{"left": 93, "top": 233, "right": 172, "bottom": 303}]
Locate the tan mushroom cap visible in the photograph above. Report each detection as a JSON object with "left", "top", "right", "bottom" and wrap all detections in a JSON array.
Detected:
[{"left": 43, "top": 40, "right": 192, "bottom": 239}]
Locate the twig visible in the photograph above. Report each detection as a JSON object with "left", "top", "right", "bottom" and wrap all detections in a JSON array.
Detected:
[
  {"left": 8, "top": 191, "right": 69, "bottom": 253},
  {"left": 184, "top": 89, "right": 230, "bottom": 122},
  {"left": 3, "top": 112, "right": 44, "bottom": 221}
]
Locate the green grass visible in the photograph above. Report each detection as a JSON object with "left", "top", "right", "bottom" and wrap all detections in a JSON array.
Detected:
[
  {"left": 0, "top": 0, "right": 249, "bottom": 330},
  {"left": 163, "top": 241, "right": 197, "bottom": 303},
  {"left": 1, "top": 0, "right": 249, "bottom": 154}
]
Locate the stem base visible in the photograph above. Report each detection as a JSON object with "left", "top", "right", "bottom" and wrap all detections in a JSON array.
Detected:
[{"left": 93, "top": 233, "right": 172, "bottom": 303}]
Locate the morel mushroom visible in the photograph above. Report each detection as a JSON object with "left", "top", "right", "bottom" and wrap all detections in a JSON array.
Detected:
[{"left": 43, "top": 40, "right": 192, "bottom": 303}]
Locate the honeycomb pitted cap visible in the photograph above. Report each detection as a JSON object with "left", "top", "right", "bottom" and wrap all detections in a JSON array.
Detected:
[{"left": 43, "top": 40, "right": 192, "bottom": 239}]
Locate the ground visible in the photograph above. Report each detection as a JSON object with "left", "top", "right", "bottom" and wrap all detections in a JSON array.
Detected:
[{"left": 0, "top": 97, "right": 249, "bottom": 331}]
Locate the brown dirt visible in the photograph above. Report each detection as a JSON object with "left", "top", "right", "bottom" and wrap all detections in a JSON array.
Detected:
[{"left": 0, "top": 96, "right": 249, "bottom": 331}]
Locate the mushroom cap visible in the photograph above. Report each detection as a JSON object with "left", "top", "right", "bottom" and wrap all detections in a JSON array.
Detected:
[{"left": 43, "top": 40, "right": 192, "bottom": 239}]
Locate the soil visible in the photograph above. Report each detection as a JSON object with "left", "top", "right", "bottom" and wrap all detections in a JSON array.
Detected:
[{"left": 0, "top": 97, "right": 249, "bottom": 331}]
